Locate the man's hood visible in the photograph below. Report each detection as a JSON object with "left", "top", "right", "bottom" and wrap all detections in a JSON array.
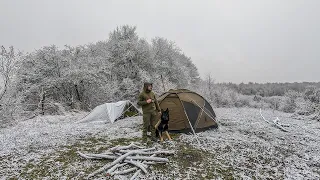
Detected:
[{"left": 143, "top": 82, "right": 153, "bottom": 93}]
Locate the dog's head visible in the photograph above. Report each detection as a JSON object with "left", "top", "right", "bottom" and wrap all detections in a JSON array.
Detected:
[{"left": 161, "top": 108, "right": 169, "bottom": 122}]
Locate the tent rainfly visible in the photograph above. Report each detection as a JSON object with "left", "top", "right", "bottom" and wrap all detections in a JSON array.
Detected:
[
  {"left": 157, "top": 89, "right": 218, "bottom": 133},
  {"left": 78, "top": 100, "right": 142, "bottom": 124}
]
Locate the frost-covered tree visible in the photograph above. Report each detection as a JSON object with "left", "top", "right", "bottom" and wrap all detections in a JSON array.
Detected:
[
  {"left": 0, "top": 46, "right": 22, "bottom": 125},
  {"left": 151, "top": 37, "right": 199, "bottom": 88},
  {"left": 17, "top": 45, "right": 70, "bottom": 109},
  {"left": 0, "top": 46, "right": 21, "bottom": 101},
  {"left": 107, "top": 25, "right": 154, "bottom": 101},
  {"left": 108, "top": 25, "right": 153, "bottom": 80},
  {"left": 14, "top": 25, "right": 201, "bottom": 113}
]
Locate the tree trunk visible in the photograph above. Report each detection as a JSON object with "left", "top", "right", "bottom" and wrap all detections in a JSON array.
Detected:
[
  {"left": 0, "top": 77, "right": 9, "bottom": 101},
  {"left": 74, "top": 84, "right": 81, "bottom": 101}
]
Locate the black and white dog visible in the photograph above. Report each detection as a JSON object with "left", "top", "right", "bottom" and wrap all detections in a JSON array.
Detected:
[{"left": 155, "top": 108, "right": 172, "bottom": 142}]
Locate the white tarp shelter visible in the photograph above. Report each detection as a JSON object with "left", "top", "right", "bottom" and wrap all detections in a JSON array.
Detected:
[{"left": 78, "top": 100, "right": 142, "bottom": 124}]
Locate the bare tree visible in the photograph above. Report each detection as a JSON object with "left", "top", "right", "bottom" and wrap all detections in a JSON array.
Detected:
[
  {"left": 0, "top": 46, "right": 20, "bottom": 101},
  {"left": 206, "top": 73, "right": 215, "bottom": 102}
]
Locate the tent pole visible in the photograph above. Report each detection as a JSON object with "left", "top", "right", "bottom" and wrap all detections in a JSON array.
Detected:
[
  {"left": 181, "top": 91, "right": 216, "bottom": 122},
  {"left": 113, "top": 101, "right": 143, "bottom": 122},
  {"left": 190, "top": 99, "right": 216, "bottom": 121},
  {"left": 194, "top": 100, "right": 206, "bottom": 129},
  {"left": 115, "top": 101, "right": 141, "bottom": 122},
  {"left": 117, "top": 104, "right": 133, "bottom": 121},
  {"left": 129, "top": 101, "right": 143, "bottom": 115},
  {"left": 175, "top": 93, "right": 200, "bottom": 145}
]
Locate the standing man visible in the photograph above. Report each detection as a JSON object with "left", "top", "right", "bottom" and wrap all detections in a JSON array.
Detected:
[{"left": 137, "top": 82, "right": 161, "bottom": 142}]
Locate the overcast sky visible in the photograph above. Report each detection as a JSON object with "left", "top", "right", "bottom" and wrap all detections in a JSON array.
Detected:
[{"left": 1, "top": 0, "right": 319, "bottom": 83}]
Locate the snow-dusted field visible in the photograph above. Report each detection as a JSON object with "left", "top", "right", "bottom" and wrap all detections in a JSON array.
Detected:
[
  {"left": 182, "top": 108, "right": 320, "bottom": 179},
  {"left": 1, "top": 108, "right": 319, "bottom": 179}
]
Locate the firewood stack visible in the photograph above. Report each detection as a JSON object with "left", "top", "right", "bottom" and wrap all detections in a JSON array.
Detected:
[{"left": 77, "top": 142, "right": 174, "bottom": 179}]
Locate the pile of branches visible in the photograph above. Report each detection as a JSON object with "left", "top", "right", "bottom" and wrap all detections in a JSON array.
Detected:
[{"left": 78, "top": 142, "right": 174, "bottom": 179}]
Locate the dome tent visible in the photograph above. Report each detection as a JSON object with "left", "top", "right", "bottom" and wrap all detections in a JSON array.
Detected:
[{"left": 157, "top": 89, "right": 218, "bottom": 133}]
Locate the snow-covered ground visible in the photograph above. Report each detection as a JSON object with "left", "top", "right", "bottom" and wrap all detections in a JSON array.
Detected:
[
  {"left": 1, "top": 108, "right": 319, "bottom": 179},
  {"left": 181, "top": 108, "right": 320, "bottom": 179},
  {"left": 0, "top": 112, "right": 141, "bottom": 156},
  {"left": 0, "top": 112, "right": 143, "bottom": 179}
]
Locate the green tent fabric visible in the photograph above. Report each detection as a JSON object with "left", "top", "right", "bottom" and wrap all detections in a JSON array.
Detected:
[{"left": 157, "top": 89, "right": 218, "bottom": 133}]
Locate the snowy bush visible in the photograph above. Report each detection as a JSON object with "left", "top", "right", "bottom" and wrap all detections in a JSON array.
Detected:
[
  {"left": 277, "top": 90, "right": 299, "bottom": 113},
  {"left": 292, "top": 87, "right": 320, "bottom": 120},
  {"left": 199, "top": 85, "right": 252, "bottom": 108},
  {"left": 279, "top": 97, "right": 296, "bottom": 113},
  {"left": 263, "top": 96, "right": 283, "bottom": 110},
  {"left": 303, "top": 86, "right": 320, "bottom": 104}
]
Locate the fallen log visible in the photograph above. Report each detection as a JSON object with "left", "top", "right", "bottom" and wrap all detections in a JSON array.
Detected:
[
  {"left": 117, "top": 147, "right": 156, "bottom": 153},
  {"left": 87, "top": 150, "right": 138, "bottom": 178},
  {"left": 130, "top": 154, "right": 157, "bottom": 180},
  {"left": 126, "top": 160, "right": 148, "bottom": 174},
  {"left": 77, "top": 151, "right": 97, "bottom": 159},
  {"left": 118, "top": 149, "right": 174, "bottom": 155},
  {"left": 106, "top": 163, "right": 127, "bottom": 175},
  {"left": 77, "top": 152, "right": 116, "bottom": 160},
  {"left": 80, "top": 154, "right": 169, "bottom": 163},
  {"left": 78, "top": 152, "right": 170, "bottom": 162},
  {"left": 111, "top": 167, "right": 137, "bottom": 176},
  {"left": 109, "top": 143, "right": 143, "bottom": 152},
  {"left": 259, "top": 109, "right": 288, "bottom": 132}
]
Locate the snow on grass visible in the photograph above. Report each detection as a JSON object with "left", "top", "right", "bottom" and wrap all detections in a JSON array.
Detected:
[
  {"left": 0, "top": 112, "right": 142, "bottom": 155},
  {"left": 1, "top": 108, "right": 320, "bottom": 179},
  {"left": 0, "top": 112, "right": 142, "bottom": 179},
  {"left": 180, "top": 108, "right": 320, "bottom": 179}
]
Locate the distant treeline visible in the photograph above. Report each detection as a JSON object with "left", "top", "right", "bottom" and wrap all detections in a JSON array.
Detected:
[{"left": 217, "top": 82, "right": 320, "bottom": 97}]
